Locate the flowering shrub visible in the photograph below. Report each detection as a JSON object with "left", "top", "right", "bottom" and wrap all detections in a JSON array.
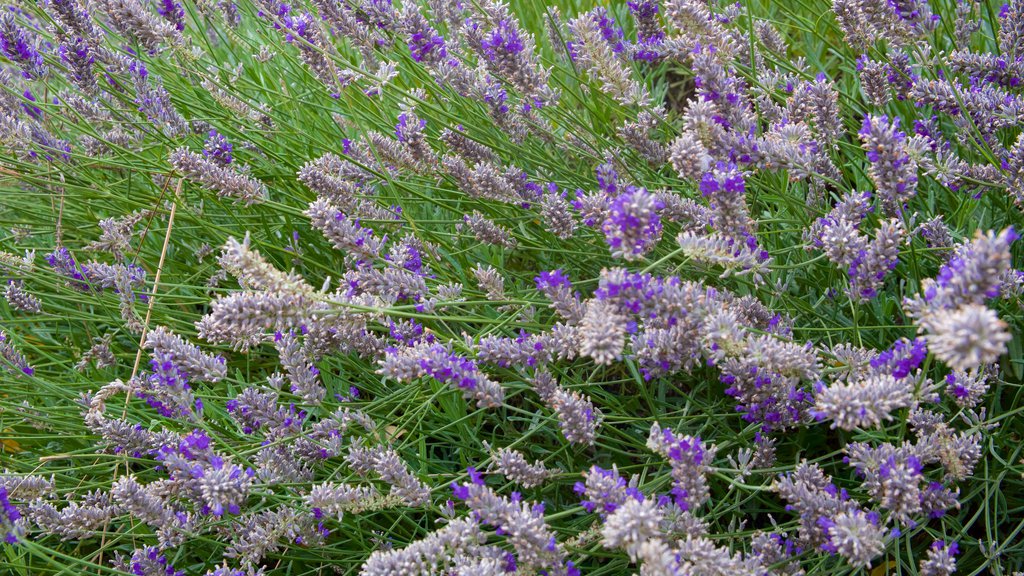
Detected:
[{"left": 0, "top": 0, "right": 1021, "bottom": 574}]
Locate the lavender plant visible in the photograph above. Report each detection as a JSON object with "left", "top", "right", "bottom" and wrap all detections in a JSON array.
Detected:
[{"left": 0, "top": 0, "right": 1021, "bottom": 574}]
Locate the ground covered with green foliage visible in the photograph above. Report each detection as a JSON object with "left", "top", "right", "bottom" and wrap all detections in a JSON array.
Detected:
[{"left": 0, "top": 0, "right": 1022, "bottom": 574}]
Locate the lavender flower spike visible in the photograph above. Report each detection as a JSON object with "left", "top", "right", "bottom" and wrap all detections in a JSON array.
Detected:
[
  {"left": 379, "top": 342, "right": 505, "bottom": 408},
  {"left": 811, "top": 374, "right": 913, "bottom": 430},
  {"left": 859, "top": 114, "right": 919, "bottom": 215},
  {"left": 170, "top": 148, "right": 268, "bottom": 205},
  {"left": 602, "top": 186, "right": 664, "bottom": 260},
  {"left": 144, "top": 326, "right": 227, "bottom": 382}
]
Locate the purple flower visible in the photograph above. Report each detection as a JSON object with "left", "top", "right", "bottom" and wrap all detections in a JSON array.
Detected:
[
  {"left": 602, "top": 186, "right": 664, "bottom": 260},
  {"left": 0, "top": 13, "right": 46, "bottom": 79},
  {"left": 481, "top": 19, "right": 524, "bottom": 60},
  {"left": 0, "top": 486, "right": 21, "bottom": 543},
  {"left": 156, "top": 0, "right": 186, "bottom": 31},
  {"left": 859, "top": 114, "right": 918, "bottom": 214},
  {"left": 408, "top": 26, "right": 446, "bottom": 62},
  {"left": 202, "top": 130, "right": 233, "bottom": 165}
]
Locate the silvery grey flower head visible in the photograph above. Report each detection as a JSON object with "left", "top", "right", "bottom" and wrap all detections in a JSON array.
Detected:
[
  {"left": 297, "top": 150, "right": 375, "bottom": 209},
  {"left": 857, "top": 56, "right": 892, "bottom": 107},
  {"left": 378, "top": 341, "right": 505, "bottom": 408},
  {"left": 440, "top": 127, "right": 496, "bottom": 164},
  {"left": 619, "top": 110, "right": 668, "bottom": 165},
  {"left": 532, "top": 370, "right": 601, "bottom": 445},
  {"left": 922, "top": 304, "right": 1011, "bottom": 372},
  {"left": 944, "top": 369, "right": 990, "bottom": 408},
  {"left": 675, "top": 535, "right": 767, "bottom": 576},
  {"left": 485, "top": 444, "right": 558, "bottom": 488},
  {"left": 472, "top": 263, "right": 506, "bottom": 302},
  {"left": 0, "top": 13, "right": 47, "bottom": 80},
  {"left": 905, "top": 227, "right": 1017, "bottom": 321},
  {"left": 451, "top": 470, "right": 565, "bottom": 572},
  {"left": 915, "top": 215, "right": 954, "bottom": 249},
  {"left": 825, "top": 510, "right": 885, "bottom": 569},
  {"left": 359, "top": 517, "right": 487, "bottom": 576},
  {"left": 647, "top": 423, "right": 716, "bottom": 511},
  {"left": 85, "top": 210, "right": 151, "bottom": 260},
  {"left": 346, "top": 441, "right": 431, "bottom": 506},
  {"left": 602, "top": 186, "right": 664, "bottom": 260},
  {"left": 112, "top": 546, "right": 184, "bottom": 576},
  {"left": 459, "top": 212, "right": 517, "bottom": 250},
  {"left": 198, "top": 290, "right": 313, "bottom": 351},
  {"left": 27, "top": 490, "right": 117, "bottom": 541},
  {"left": 306, "top": 482, "right": 379, "bottom": 521},
  {"left": 307, "top": 199, "right": 385, "bottom": 264},
  {"left": 677, "top": 231, "right": 772, "bottom": 283},
  {"left": 94, "top": 0, "right": 182, "bottom": 49},
  {"left": 568, "top": 10, "right": 649, "bottom": 106},
  {"left": 218, "top": 234, "right": 316, "bottom": 296},
  {"left": 534, "top": 269, "right": 585, "bottom": 324},
  {"left": 110, "top": 476, "right": 190, "bottom": 546},
  {"left": 225, "top": 507, "right": 324, "bottom": 567},
  {"left": 859, "top": 114, "right": 918, "bottom": 215},
  {"left": 475, "top": 325, "right": 577, "bottom": 369},
  {"left": 811, "top": 373, "right": 913, "bottom": 430},
  {"left": 774, "top": 461, "right": 862, "bottom": 548},
  {"left": 919, "top": 541, "right": 958, "bottom": 576},
  {"left": 463, "top": 0, "right": 555, "bottom": 106},
  {"left": 3, "top": 280, "right": 40, "bottom": 313},
  {"left": 600, "top": 496, "right": 663, "bottom": 560},
  {"left": 274, "top": 330, "right": 325, "bottom": 404},
  {"left": 171, "top": 148, "right": 268, "bottom": 205},
  {"left": 145, "top": 326, "right": 226, "bottom": 382},
  {"left": 0, "top": 329, "right": 33, "bottom": 377},
  {"left": 578, "top": 299, "right": 626, "bottom": 365},
  {"left": 845, "top": 441, "right": 928, "bottom": 524}
]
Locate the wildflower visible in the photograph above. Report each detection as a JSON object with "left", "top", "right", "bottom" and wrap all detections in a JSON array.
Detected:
[
  {"left": 920, "top": 541, "right": 959, "bottom": 576},
  {"left": 0, "top": 330, "right": 33, "bottom": 377},
  {"left": 305, "top": 482, "right": 380, "bottom": 521},
  {"left": 0, "top": 486, "right": 22, "bottom": 543},
  {"left": 93, "top": 0, "right": 182, "bottom": 49},
  {"left": 602, "top": 186, "right": 664, "bottom": 260},
  {"left": 486, "top": 445, "right": 558, "bottom": 488},
  {"left": 3, "top": 281, "right": 40, "bottom": 313},
  {"left": 465, "top": 1, "right": 555, "bottom": 105},
  {"left": 0, "top": 13, "right": 46, "bottom": 80},
  {"left": 700, "top": 162, "right": 755, "bottom": 241},
  {"left": 472, "top": 263, "right": 506, "bottom": 302},
  {"left": 845, "top": 441, "right": 928, "bottom": 524},
  {"left": 459, "top": 212, "right": 517, "bottom": 249},
  {"left": 823, "top": 510, "right": 885, "bottom": 569},
  {"left": 144, "top": 326, "right": 226, "bottom": 382},
  {"left": 112, "top": 546, "right": 185, "bottom": 576},
  {"left": 203, "top": 130, "right": 233, "bottom": 165},
  {"left": 535, "top": 269, "right": 585, "bottom": 324},
  {"left": 346, "top": 441, "right": 431, "bottom": 506},
  {"left": 306, "top": 198, "right": 385, "bottom": 263},
  {"left": 600, "top": 497, "right": 663, "bottom": 559},
  {"left": 532, "top": 370, "right": 602, "bottom": 445},
  {"left": 924, "top": 304, "right": 1011, "bottom": 372},
  {"left": 170, "top": 147, "right": 269, "bottom": 205},
  {"left": 859, "top": 114, "right": 919, "bottom": 214},
  {"left": 568, "top": 10, "right": 649, "bottom": 105},
  {"left": 944, "top": 370, "right": 989, "bottom": 408},
  {"left": 379, "top": 342, "right": 505, "bottom": 408},
  {"left": 275, "top": 330, "right": 325, "bottom": 404},
  {"left": 647, "top": 423, "right": 716, "bottom": 511},
  {"left": 909, "top": 228, "right": 1018, "bottom": 313},
  {"left": 578, "top": 299, "right": 627, "bottom": 365},
  {"left": 360, "top": 517, "right": 486, "bottom": 576},
  {"left": 451, "top": 469, "right": 566, "bottom": 571}
]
